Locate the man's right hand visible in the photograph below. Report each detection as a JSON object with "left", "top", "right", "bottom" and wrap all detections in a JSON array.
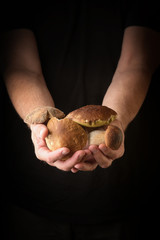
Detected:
[{"left": 30, "top": 124, "right": 88, "bottom": 172}]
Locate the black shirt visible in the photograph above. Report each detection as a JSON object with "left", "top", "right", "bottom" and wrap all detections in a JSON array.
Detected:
[{"left": 1, "top": 0, "right": 160, "bottom": 223}]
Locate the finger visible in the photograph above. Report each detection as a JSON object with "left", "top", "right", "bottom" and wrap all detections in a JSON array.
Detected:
[
  {"left": 31, "top": 124, "right": 48, "bottom": 139},
  {"left": 98, "top": 144, "right": 118, "bottom": 160},
  {"left": 31, "top": 124, "right": 48, "bottom": 149},
  {"left": 83, "top": 149, "right": 93, "bottom": 161},
  {"left": 89, "top": 145, "right": 113, "bottom": 168},
  {"left": 71, "top": 167, "right": 79, "bottom": 173},
  {"left": 30, "top": 124, "right": 71, "bottom": 164},
  {"left": 36, "top": 147, "right": 70, "bottom": 164},
  {"left": 71, "top": 149, "right": 98, "bottom": 171},
  {"left": 52, "top": 150, "right": 86, "bottom": 171},
  {"left": 99, "top": 142, "right": 125, "bottom": 160},
  {"left": 74, "top": 160, "right": 98, "bottom": 171}
]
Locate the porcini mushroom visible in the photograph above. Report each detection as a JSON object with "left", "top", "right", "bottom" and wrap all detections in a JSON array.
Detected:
[
  {"left": 66, "top": 105, "right": 117, "bottom": 127},
  {"left": 24, "top": 105, "right": 123, "bottom": 161},
  {"left": 66, "top": 105, "right": 123, "bottom": 150},
  {"left": 45, "top": 117, "right": 87, "bottom": 160},
  {"left": 24, "top": 106, "right": 87, "bottom": 160},
  {"left": 24, "top": 106, "right": 65, "bottom": 124}
]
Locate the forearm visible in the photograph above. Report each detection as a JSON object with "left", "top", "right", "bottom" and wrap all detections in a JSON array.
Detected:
[
  {"left": 4, "top": 70, "right": 55, "bottom": 120},
  {"left": 103, "top": 26, "right": 160, "bottom": 131},
  {"left": 102, "top": 68, "right": 152, "bottom": 130},
  {"left": 0, "top": 29, "right": 54, "bottom": 120}
]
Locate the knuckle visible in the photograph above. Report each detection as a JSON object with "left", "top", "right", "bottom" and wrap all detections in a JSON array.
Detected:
[
  {"left": 46, "top": 155, "right": 55, "bottom": 165},
  {"left": 35, "top": 150, "right": 42, "bottom": 161},
  {"left": 89, "top": 165, "right": 98, "bottom": 171},
  {"left": 118, "top": 152, "right": 124, "bottom": 159},
  {"left": 100, "top": 161, "right": 112, "bottom": 168},
  {"left": 113, "top": 148, "right": 125, "bottom": 160},
  {"left": 61, "top": 166, "right": 71, "bottom": 172}
]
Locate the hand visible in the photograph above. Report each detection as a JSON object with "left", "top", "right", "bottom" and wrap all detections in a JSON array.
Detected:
[
  {"left": 30, "top": 124, "right": 89, "bottom": 172},
  {"left": 30, "top": 119, "right": 124, "bottom": 172},
  {"left": 72, "top": 119, "right": 125, "bottom": 171}
]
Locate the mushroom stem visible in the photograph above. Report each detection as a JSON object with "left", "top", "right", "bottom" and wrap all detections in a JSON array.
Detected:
[
  {"left": 88, "top": 129, "right": 105, "bottom": 145},
  {"left": 88, "top": 125, "right": 123, "bottom": 150}
]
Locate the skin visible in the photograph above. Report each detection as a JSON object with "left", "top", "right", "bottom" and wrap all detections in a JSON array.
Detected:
[{"left": 1, "top": 27, "right": 160, "bottom": 172}]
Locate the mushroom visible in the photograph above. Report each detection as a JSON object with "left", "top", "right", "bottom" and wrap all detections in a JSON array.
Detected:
[
  {"left": 24, "top": 106, "right": 65, "bottom": 124},
  {"left": 24, "top": 105, "right": 123, "bottom": 161},
  {"left": 88, "top": 125, "right": 123, "bottom": 150},
  {"left": 45, "top": 117, "right": 87, "bottom": 160},
  {"left": 24, "top": 106, "right": 87, "bottom": 160},
  {"left": 66, "top": 105, "right": 123, "bottom": 150}
]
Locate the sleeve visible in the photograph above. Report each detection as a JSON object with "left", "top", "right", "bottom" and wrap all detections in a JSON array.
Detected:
[{"left": 123, "top": 0, "right": 160, "bottom": 32}]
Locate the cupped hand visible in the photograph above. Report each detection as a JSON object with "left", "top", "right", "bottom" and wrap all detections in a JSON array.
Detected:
[
  {"left": 30, "top": 124, "right": 88, "bottom": 172},
  {"left": 72, "top": 119, "right": 125, "bottom": 171},
  {"left": 30, "top": 119, "right": 124, "bottom": 173}
]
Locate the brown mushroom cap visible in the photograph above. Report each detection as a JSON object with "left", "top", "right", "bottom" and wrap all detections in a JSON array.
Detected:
[
  {"left": 45, "top": 117, "right": 87, "bottom": 160},
  {"left": 105, "top": 125, "right": 123, "bottom": 150},
  {"left": 66, "top": 105, "right": 117, "bottom": 127},
  {"left": 24, "top": 106, "right": 65, "bottom": 124}
]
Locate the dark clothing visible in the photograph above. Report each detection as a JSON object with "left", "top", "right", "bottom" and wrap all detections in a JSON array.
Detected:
[
  {"left": 1, "top": 0, "right": 160, "bottom": 238},
  {"left": 5, "top": 205, "right": 134, "bottom": 240},
  {"left": 4, "top": 204, "right": 160, "bottom": 240}
]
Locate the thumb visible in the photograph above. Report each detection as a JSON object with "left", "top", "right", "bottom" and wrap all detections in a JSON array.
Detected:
[{"left": 31, "top": 124, "right": 48, "bottom": 139}]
